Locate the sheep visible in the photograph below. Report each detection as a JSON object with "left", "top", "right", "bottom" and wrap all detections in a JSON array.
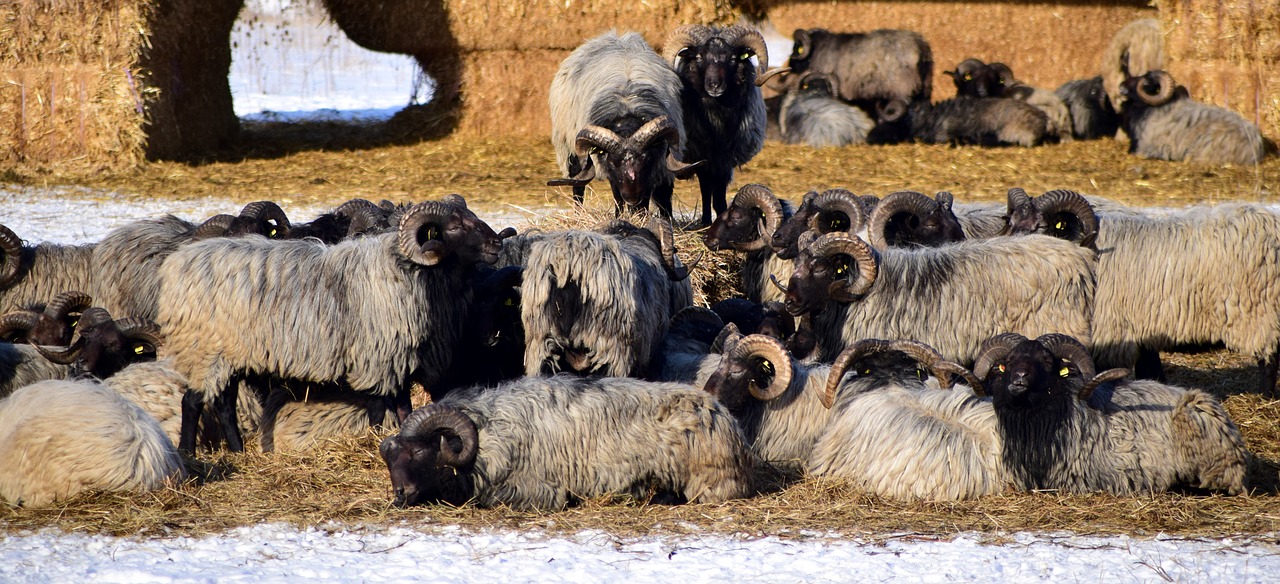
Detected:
[
  {"left": 0, "top": 290, "right": 92, "bottom": 346},
  {"left": 782, "top": 230, "right": 1096, "bottom": 365},
  {"left": 948, "top": 59, "right": 1072, "bottom": 142},
  {"left": 0, "top": 379, "right": 185, "bottom": 507},
  {"left": 522, "top": 216, "right": 691, "bottom": 378},
  {"left": 863, "top": 190, "right": 966, "bottom": 250},
  {"left": 1055, "top": 76, "right": 1120, "bottom": 140},
  {"left": 805, "top": 347, "right": 1006, "bottom": 501},
  {"left": 769, "top": 188, "right": 876, "bottom": 260},
  {"left": 157, "top": 196, "right": 505, "bottom": 454},
  {"left": 547, "top": 31, "right": 700, "bottom": 217},
  {"left": 431, "top": 265, "right": 526, "bottom": 398},
  {"left": 703, "top": 183, "right": 806, "bottom": 303},
  {"left": 778, "top": 72, "right": 874, "bottom": 147},
  {"left": 785, "top": 28, "right": 933, "bottom": 116},
  {"left": 710, "top": 298, "right": 795, "bottom": 342},
  {"left": 953, "top": 188, "right": 1127, "bottom": 242},
  {"left": 0, "top": 223, "right": 98, "bottom": 314},
  {"left": 664, "top": 24, "right": 783, "bottom": 226},
  {"left": 0, "top": 342, "right": 67, "bottom": 399},
  {"left": 1101, "top": 18, "right": 1165, "bottom": 113},
  {"left": 975, "top": 332, "right": 1248, "bottom": 495},
  {"left": 907, "top": 96, "right": 1051, "bottom": 147},
  {"left": 379, "top": 374, "right": 754, "bottom": 510},
  {"left": 259, "top": 380, "right": 394, "bottom": 453},
  {"left": 1118, "top": 70, "right": 1272, "bottom": 165}
]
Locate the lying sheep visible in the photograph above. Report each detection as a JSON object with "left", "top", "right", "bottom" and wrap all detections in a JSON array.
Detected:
[
  {"left": 0, "top": 223, "right": 98, "bottom": 314},
  {"left": 864, "top": 190, "right": 966, "bottom": 250},
  {"left": 778, "top": 72, "right": 874, "bottom": 147},
  {"left": 981, "top": 62, "right": 1073, "bottom": 142},
  {"left": 158, "top": 196, "right": 504, "bottom": 453},
  {"left": 547, "top": 31, "right": 700, "bottom": 216},
  {"left": 0, "top": 342, "right": 67, "bottom": 399},
  {"left": 785, "top": 28, "right": 933, "bottom": 115},
  {"left": 665, "top": 24, "right": 780, "bottom": 225},
  {"left": 522, "top": 217, "right": 691, "bottom": 377},
  {"left": 907, "top": 97, "right": 1051, "bottom": 147},
  {"left": 380, "top": 375, "right": 754, "bottom": 510},
  {"left": 1101, "top": 18, "right": 1165, "bottom": 112},
  {"left": 976, "top": 333, "right": 1248, "bottom": 495},
  {"left": 0, "top": 379, "right": 185, "bottom": 507},
  {"left": 0, "top": 290, "right": 92, "bottom": 346},
  {"left": 0, "top": 303, "right": 158, "bottom": 398},
  {"left": 1118, "top": 70, "right": 1271, "bottom": 165},
  {"left": 770, "top": 188, "right": 876, "bottom": 260},
  {"left": 1055, "top": 76, "right": 1120, "bottom": 140},
  {"left": 703, "top": 184, "right": 802, "bottom": 303},
  {"left": 783, "top": 231, "right": 1096, "bottom": 364},
  {"left": 806, "top": 346, "right": 1005, "bottom": 501}
]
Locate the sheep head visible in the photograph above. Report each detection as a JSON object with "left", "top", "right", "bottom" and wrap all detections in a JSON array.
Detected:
[
  {"left": 710, "top": 299, "right": 795, "bottom": 342},
  {"left": 549, "top": 116, "right": 702, "bottom": 212},
  {"left": 380, "top": 403, "right": 479, "bottom": 508},
  {"left": 666, "top": 24, "right": 779, "bottom": 99},
  {"left": 1119, "top": 70, "right": 1177, "bottom": 109},
  {"left": 866, "top": 190, "right": 966, "bottom": 250},
  {"left": 468, "top": 265, "right": 524, "bottom": 350},
  {"left": 704, "top": 184, "right": 784, "bottom": 253},
  {"left": 1004, "top": 189, "right": 1099, "bottom": 249},
  {"left": 783, "top": 231, "right": 879, "bottom": 315},
  {"left": 947, "top": 58, "right": 1002, "bottom": 98},
  {"left": 0, "top": 290, "right": 92, "bottom": 346},
  {"left": 398, "top": 196, "right": 507, "bottom": 267},
  {"left": 975, "top": 333, "right": 1130, "bottom": 411},
  {"left": 703, "top": 329, "right": 794, "bottom": 411},
  {"left": 35, "top": 307, "right": 163, "bottom": 379},
  {"left": 771, "top": 188, "right": 869, "bottom": 260},
  {"left": 0, "top": 223, "right": 23, "bottom": 290}
]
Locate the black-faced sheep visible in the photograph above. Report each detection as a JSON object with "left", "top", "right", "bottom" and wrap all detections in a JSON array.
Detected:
[
  {"left": 665, "top": 24, "right": 780, "bottom": 225},
  {"left": 783, "top": 231, "right": 1096, "bottom": 364},
  {"left": 380, "top": 375, "right": 754, "bottom": 510},
  {"left": 785, "top": 28, "right": 933, "bottom": 116},
  {"left": 864, "top": 190, "right": 967, "bottom": 250},
  {"left": 769, "top": 188, "right": 876, "bottom": 260},
  {"left": 0, "top": 290, "right": 92, "bottom": 346},
  {"left": 907, "top": 96, "right": 1051, "bottom": 147},
  {"left": 1118, "top": 70, "right": 1272, "bottom": 165},
  {"left": 977, "top": 61, "right": 1073, "bottom": 142},
  {"left": 547, "top": 31, "right": 700, "bottom": 217},
  {"left": 0, "top": 379, "right": 185, "bottom": 507},
  {"left": 778, "top": 72, "right": 874, "bottom": 147},
  {"left": 1101, "top": 18, "right": 1166, "bottom": 113},
  {"left": 976, "top": 333, "right": 1248, "bottom": 495},
  {"left": 1055, "top": 76, "right": 1120, "bottom": 140},
  {"left": 522, "top": 217, "right": 692, "bottom": 378},
  {"left": 158, "top": 197, "right": 504, "bottom": 454},
  {"left": 703, "top": 184, "right": 804, "bottom": 303}
]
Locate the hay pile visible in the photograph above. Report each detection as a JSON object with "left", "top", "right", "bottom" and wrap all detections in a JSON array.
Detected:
[{"left": 1155, "top": 0, "right": 1280, "bottom": 137}]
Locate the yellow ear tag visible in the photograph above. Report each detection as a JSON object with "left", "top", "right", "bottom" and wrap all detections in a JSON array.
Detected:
[
  {"left": 860, "top": 368, "right": 871, "bottom": 375},
  {"left": 134, "top": 345, "right": 146, "bottom": 355},
  {"left": 269, "top": 228, "right": 278, "bottom": 237},
  {"left": 997, "top": 364, "right": 1005, "bottom": 373},
  {"left": 964, "top": 74, "right": 972, "bottom": 81},
  {"left": 1059, "top": 366, "right": 1070, "bottom": 378},
  {"left": 427, "top": 227, "right": 440, "bottom": 240},
  {"left": 1055, "top": 221, "right": 1066, "bottom": 230},
  {"left": 503, "top": 298, "right": 515, "bottom": 307}
]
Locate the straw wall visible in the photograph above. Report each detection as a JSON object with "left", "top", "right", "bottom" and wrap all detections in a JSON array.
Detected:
[{"left": 1156, "top": 0, "right": 1280, "bottom": 140}]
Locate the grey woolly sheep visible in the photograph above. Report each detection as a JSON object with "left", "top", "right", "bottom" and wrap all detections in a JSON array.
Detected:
[
  {"left": 785, "top": 28, "right": 933, "bottom": 115},
  {"left": 106, "top": 359, "right": 263, "bottom": 448},
  {"left": 1101, "top": 18, "right": 1165, "bottom": 112},
  {"left": 783, "top": 231, "right": 1096, "bottom": 364},
  {"left": 908, "top": 96, "right": 1051, "bottom": 147},
  {"left": 1055, "top": 76, "right": 1120, "bottom": 140},
  {"left": 547, "top": 31, "right": 700, "bottom": 217},
  {"left": 704, "top": 184, "right": 804, "bottom": 303},
  {"left": 1118, "top": 70, "right": 1271, "bottom": 165},
  {"left": 664, "top": 24, "right": 782, "bottom": 225},
  {"left": 981, "top": 62, "right": 1073, "bottom": 142},
  {"left": 0, "top": 223, "right": 98, "bottom": 314},
  {"left": 157, "top": 197, "right": 504, "bottom": 454},
  {"left": 380, "top": 375, "right": 754, "bottom": 510},
  {"left": 863, "top": 190, "right": 967, "bottom": 250},
  {"left": 778, "top": 72, "right": 874, "bottom": 147},
  {"left": 0, "top": 379, "right": 185, "bottom": 507},
  {"left": 522, "top": 217, "right": 692, "bottom": 378},
  {"left": 806, "top": 350, "right": 1006, "bottom": 500},
  {"left": 976, "top": 333, "right": 1248, "bottom": 495},
  {"left": 0, "top": 342, "right": 68, "bottom": 399}
]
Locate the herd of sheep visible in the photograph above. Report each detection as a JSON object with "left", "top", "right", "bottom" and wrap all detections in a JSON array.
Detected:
[{"left": 0, "top": 19, "right": 1273, "bottom": 511}]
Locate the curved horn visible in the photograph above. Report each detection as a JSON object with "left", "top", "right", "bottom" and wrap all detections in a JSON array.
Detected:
[
  {"left": 1136, "top": 70, "right": 1176, "bottom": 106},
  {"left": 34, "top": 336, "right": 85, "bottom": 365},
  {"left": 720, "top": 25, "right": 775, "bottom": 87},
  {"left": 44, "top": 290, "right": 93, "bottom": 321},
  {"left": 629, "top": 115, "right": 679, "bottom": 151},
  {"left": 335, "top": 199, "right": 388, "bottom": 236},
  {"left": 972, "top": 333, "right": 1030, "bottom": 381},
  {"left": 710, "top": 322, "right": 743, "bottom": 354},
  {"left": 397, "top": 201, "right": 457, "bottom": 266},
  {"left": 116, "top": 318, "right": 165, "bottom": 350},
  {"left": 931, "top": 360, "right": 986, "bottom": 395},
  {"left": 731, "top": 184, "right": 784, "bottom": 251},
  {"left": 573, "top": 125, "right": 625, "bottom": 158},
  {"left": 1036, "top": 333, "right": 1097, "bottom": 380},
  {"left": 193, "top": 214, "right": 236, "bottom": 240},
  {"left": 1078, "top": 368, "right": 1131, "bottom": 401},
  {"left": 867, "top": 190, "right": 938, "bottom": 250},
  {"left": 1035, "top": 190, "right": 1099, "bottom": 248},
  {"left": 876, "top": 99, "right": 907, "bottom": 123},
  {"left": 0, "top": 311, "right": 40, "bottom": 341},
  {"left": 647, "top": 215, "right": 689, "bottom": 281},
  {"left": 239, "top": 201, "right": 292, "bottom": 238},
  {"left": 662, "top": 24, "right": 709, "bottom": 65},
  {"left": 809, "top": 233, "right": 879, "bottom": 301},
  {"left": 0, "top": 224, "right": 23, "bottom": 290},
  {"left": 727, "top": 334, "right": 793, "bottom": 401},
  {"left": 808, "top": 189, "right": 868, "bottom": 236},
  {"left": 823, "top": 339, "right": 894, "bottom": 408},
  {"left": 398, "top": 403, "right": 479, "bottom": 468}
]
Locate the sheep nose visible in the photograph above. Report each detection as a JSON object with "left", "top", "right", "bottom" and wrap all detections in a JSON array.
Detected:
[{"left": 392, "top": 487, "right": 408, "bottom": 508}]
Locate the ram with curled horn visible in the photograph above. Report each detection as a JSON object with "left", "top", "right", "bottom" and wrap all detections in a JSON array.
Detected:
[
  {"left": 547, "top": 31, "right": 701, "bottom": 217},
  {"left": 0, "top": 290, "right": 92, "bottom": 346},
  {"left": 380, "top": 376, "right": 754, "bottom": 510},
  {"left": 156, "top": 196, "right": 509, "bottom": 454},
  {"left": 784, "top": 229, "right": 1096, "bottom": 365},
  {"left": 976, "top": 332, "right": 1248, "bottom": 496},
  {"left": 865, "top": 190, "right": 966, "bottom": 250},
  {"left": 703, "top": 184, "right": 802, "bottom": 303},
  {"left": 665, "top": 24, "right": 782, "bottom": 226},
  {"left": 769, "top": 188, "right": 872, "bottom": 260},
  {"left": 1116, "top": 70, "right": 1271, "bottom": 165}
]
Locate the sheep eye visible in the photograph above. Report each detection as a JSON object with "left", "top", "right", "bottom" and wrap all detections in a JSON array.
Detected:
[
  {"left": 801, "top": 82, "right": 810, "bottom": 90},
  {"left": 796, "top": 47, "right": 805, "bottom": 56},
  {"left": 1059, "top": 366, "right": 1070, "bottom": 378},
  {"left": 860, "top": 368, "right": 871, "bottom": 375},
  {"left": 997, "top": 364, "right": 1006, "bottom": 373}
]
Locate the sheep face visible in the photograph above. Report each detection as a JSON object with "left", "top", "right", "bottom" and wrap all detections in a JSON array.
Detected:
[
  {"left": 949, "top": 58, "right": 1002, "bottom": 98},
  {"left": 431, "top": 198, "right": 506, "bottom": 267},
  {"left": 771, "top": 189, "right": 868, "bottom": 260},
  {"left": 34, "top": 307, "right": 161, "bottom": 379},
  {"left": 380, "top": 434, "right": 473, "bottom": 508},
  {"left": 673, "top": 36, "right": 758, "bottom": 100},
  {"left": 783, "top": 233, "right": 879, "bottom": 316},
  {"left": 704, "top": 184, "right": 782, "bottom": 252}
]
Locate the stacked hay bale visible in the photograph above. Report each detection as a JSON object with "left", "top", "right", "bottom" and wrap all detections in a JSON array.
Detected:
[
  {"left": 0, "top": 0, "right": 243, "bottom": 172},
  {"left": 1155, "top": 0, "right": 1279, "bottom": 140},
  {"left": 319, "top": 0, "right": 737, "bottom": 136}
]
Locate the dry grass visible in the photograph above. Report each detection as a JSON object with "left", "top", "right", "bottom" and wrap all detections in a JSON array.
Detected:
[{"left": 4, "top": 133, "right": 1280, "bottom": 540}]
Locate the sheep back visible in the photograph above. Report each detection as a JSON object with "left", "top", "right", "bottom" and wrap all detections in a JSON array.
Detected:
[
  {"left": 93, "top": 214, "right": 198, "bottom": 321},
  {"left": 0, "top": 379, "right": 184, "bottom": 506},
  {"left": 0, "top": 342, "right": 68, "bottom": 399},
  {"left": 1125, "top": 96, "right": 1269, "bottom": 165},
  {"left": 0, "top": 242, "right": 98, "bottom": 314},
  {"left": 779, "top": 90, "right": 874, "bottom": 147}
]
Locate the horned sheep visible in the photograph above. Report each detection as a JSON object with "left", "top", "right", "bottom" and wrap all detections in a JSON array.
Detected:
[
  {"left": 547, "top": 31, "right": 699, "bottom": 216},
  {"left": 1118, "top": 70, "right": 1271, "bottom": 165},
  {"left": 785, "top": 28, "right": 933, "bottom": 116},
  {"left": 976, "top": 333, "right": 1248, "bottom": 495},
  {"left": 379, "top": 375, "right": 754, "bottom": 510},
  {"left": 778, "top": 72, "right": 874, "bottom": 148},
  {"left": 1101, "top": 18, "right": 1166, "bottom": 113},
  {"left": 1055, "top": 76, "right": 1120, "bottom": 140},
  {"left": 157, "top": 196, "right": 505, "bottom": 454}
]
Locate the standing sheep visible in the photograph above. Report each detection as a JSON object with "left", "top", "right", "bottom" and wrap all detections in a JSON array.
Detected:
[
  {"left": 1118, "top": 70, "right": 1271, "bottom": 165},
  {"left": 665, "top": 24, "right": 780, "bottom": 225},
  {"left": 0, "top": 379, "right": 185, "bottom": 507},
  {"left": 158, "top": 197, "right": 504, "bottom": 454},
  {"left": 976, "top": 333, "right": 1248, "bottom": 495},
  {"left": 547, "top": 31, "right": 700, "bottom": 216},
  {"left": 380, "top": 375, "right": 754, "bottom": 510}
]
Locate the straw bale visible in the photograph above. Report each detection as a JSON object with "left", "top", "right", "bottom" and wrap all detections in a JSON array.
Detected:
[
  {"left": 1156, "top": 0, "right": 1280, "bottom": 63},
  {"left": 453, "top": 50, "right": 567, "bottom": 137},
  {"left": 760, "top": 1, "right": 1156, "bottom": 102}
]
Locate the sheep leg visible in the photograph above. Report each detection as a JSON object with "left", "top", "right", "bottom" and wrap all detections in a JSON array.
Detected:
[
  {"left": 696, "top": 167, "right": 731, "bottom": 226},
  {"left": 567, "top": 155, "right": 586, "bottom": 205},
  {"left": 1258, "top": 345, "right": 1279, "bottom": 396},
  {"left": 213, "top": 380, "right": 245, "bottom": 452},
  {"left": 1134, "top": 346, "right": 1166, "bottom": 381},
  {"left": 391, "top": 386, "right": 413, "bottom": 424},
  {"left": 178, "top": 390, "right": 204, "bottom": 455}
]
